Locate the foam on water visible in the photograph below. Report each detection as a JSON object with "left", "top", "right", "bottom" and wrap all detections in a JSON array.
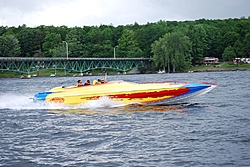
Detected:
[
  {"left": 76, "top": 96, "right": 126, "bottom": 109},
  {"left": 0, "top": 93, "right": 124, "bottom": 110}
]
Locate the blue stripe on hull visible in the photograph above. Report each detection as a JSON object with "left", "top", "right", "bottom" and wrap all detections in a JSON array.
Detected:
[
  {"left": 185, "top": 83, "right": 211, "bottom": 95},
  {"left": 33, "top": 92, "right": 53, "bottom": 102}
]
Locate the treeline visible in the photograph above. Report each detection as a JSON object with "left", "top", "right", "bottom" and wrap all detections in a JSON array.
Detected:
[{"left": 0, "top": 17, "right": 249, "bottom": 72}]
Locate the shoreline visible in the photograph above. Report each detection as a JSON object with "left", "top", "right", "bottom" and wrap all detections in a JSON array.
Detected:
[
  {"left": 1, "top": 67, "right": 249, "bottom": 79},
  {"left": 189, "top": 68, "right": 250, "bottom": 73}
]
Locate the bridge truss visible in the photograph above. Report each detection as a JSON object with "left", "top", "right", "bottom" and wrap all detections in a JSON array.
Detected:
[{"left": 0, "top": 57, "right": 151, "bottom": 75}]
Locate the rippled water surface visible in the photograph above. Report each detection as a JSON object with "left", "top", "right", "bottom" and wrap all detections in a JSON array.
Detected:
[{"left": 1, "top": 71, "right": 250, "bottom": 166}]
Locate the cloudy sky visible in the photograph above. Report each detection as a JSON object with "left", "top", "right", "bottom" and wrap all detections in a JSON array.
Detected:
[{"left": 0, "top": 0, "right": 250, "bottom": 27}]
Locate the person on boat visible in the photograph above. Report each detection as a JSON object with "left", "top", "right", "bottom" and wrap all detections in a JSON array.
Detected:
[
  {"left": 100, "top": 78, "right": 106, "bottom": 84},
  {"left": 77, "top": 80, "right": 83, "bottom": 87},
  {"left": 92, "top": 75, "right": 107, "bottom": 85},
  {"left": 97, "top": 78, "right": 107, "bottom": 84},
  {"left": 84, "top": 79, "right": 91, "bottom": 86},
  {"left": 93, "top": 79, "right": 101, "bottom": 85}
]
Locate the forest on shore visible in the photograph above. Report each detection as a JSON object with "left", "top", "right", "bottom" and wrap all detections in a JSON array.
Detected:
[{"left": 0, "top": 17, "right": 250, "bottom": 72}]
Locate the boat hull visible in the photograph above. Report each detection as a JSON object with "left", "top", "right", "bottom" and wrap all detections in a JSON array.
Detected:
[{"left": 33, "top": 81, "right": 216, "bottom": 105}]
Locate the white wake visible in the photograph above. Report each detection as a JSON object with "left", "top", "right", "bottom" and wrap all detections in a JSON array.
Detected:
[{"left": 0, "top": 94, "right": 123, "bottom": 110}]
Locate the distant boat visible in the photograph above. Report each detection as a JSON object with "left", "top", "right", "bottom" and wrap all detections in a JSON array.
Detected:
[
  {"left": 20, "top": 75, "right": 31, "bottom": 79},
  {"left": 158, "top": 70, "right": 165, "bottom": 74},
  {"left": 50, "top": 73, "right": 56, "bottom": 77}
]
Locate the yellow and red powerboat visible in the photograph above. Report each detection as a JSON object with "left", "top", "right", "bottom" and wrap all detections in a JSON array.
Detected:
[{"left": 33, "top": 80, "right": 217, "bottom": 105}]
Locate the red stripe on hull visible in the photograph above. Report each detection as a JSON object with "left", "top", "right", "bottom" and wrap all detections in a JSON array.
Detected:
[
  {"left": 110, "top": 88, "right": 189, "bottom": 99},
  {"left": 83, "top": 88, "right": 189, "bottom": 100}
]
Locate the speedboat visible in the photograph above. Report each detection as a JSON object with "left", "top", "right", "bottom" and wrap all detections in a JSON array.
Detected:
[{"left": 33, "top": 80, "right": 217, "bottom": 105}]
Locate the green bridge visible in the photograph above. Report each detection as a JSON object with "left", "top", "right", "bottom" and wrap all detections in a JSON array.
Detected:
[{"left": 0, "top": 57, "right": 151, "bottom": 75}]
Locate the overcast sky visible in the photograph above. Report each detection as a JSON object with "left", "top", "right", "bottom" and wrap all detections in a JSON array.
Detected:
[{"left": 0, "top": 0, "right": 250, "bottom": 27}]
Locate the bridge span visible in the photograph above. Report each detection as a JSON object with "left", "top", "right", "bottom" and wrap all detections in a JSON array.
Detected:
[{"left": 0, "top": 57, "right": 151, "bottom": 75}]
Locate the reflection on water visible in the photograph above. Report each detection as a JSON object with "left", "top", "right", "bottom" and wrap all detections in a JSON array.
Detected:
[
  {"left": 123, "top": 104, "right": 184, "bottom": 113},
  {"left": 47, "top": 104, "right": 185, "bottom": 115}
]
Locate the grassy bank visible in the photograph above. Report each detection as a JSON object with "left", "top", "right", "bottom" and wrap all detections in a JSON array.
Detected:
[{"left": 185, "top": 62, "right": 250, "bottom": 72}]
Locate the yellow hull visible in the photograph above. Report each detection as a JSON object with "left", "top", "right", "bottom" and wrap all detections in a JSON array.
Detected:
[{"left": 34, "top": 81, "right": 216, "bottom": 105}]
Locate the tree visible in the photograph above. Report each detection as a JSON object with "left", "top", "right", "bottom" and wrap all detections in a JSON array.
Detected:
[
  {"left": 151, "top": 31, "right": 192, "bottom": 72},
  {"left": 223, "top": 31, "right": 240, "bottom": 48},
  {"left": 65, "top": 28, "right": 84, "bottom": 58},
  {"left": 203, "top": 24, "right": 223, "bottom": 59},
  {"left": 187, "top": 24, "right": 207, "bottom": 65},
  {"left": 151, "top": 37, "right": 167, "bottom": 72},
  {"left": 0, "top": 26, "right": 7, "bottom": 36},
  {"left": 17, "top": 28, "right": 34, "bottom": 57},
  {"left": 117, "top": 29, "right": 142, "bottom": 58},
  {"left": 58, "top": 25, "right": 69, "bottom": 41},
  {"left": 42, "top": 33, "right": 62, "bottom": 57},
  {"left": 234, "top": 39, "right": 245, "bottom": 58},
  {"left": 222, "top": 46, "right": 236, "bottom": 61},
  {"left": 136, "top": 22, "right": 168, "bottom": 58},
  {"left": 99, "top": 26, "right": 114, "bottom": 58},
  {"left": 243, "top": 33, "right": 250, "bottom": 57},
  {"left": 0, "top": 35, "right": 21, "bottom": 57},
  {"left": 33, "top": 26, "right": 45, "bottom": 57}
]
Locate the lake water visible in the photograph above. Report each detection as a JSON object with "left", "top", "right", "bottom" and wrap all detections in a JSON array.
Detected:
[{"left": 1, "top": 71, "right": 250, "bottom": 167}]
